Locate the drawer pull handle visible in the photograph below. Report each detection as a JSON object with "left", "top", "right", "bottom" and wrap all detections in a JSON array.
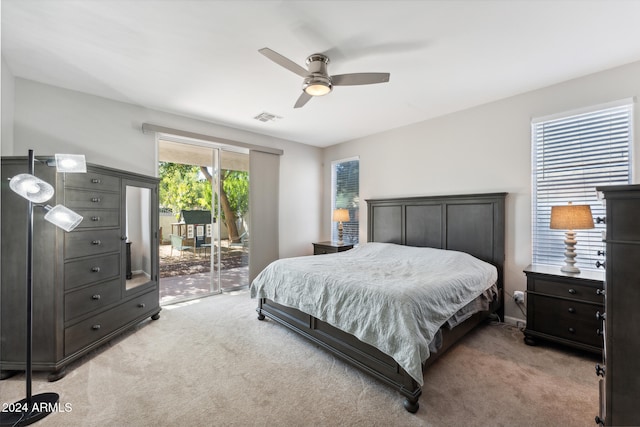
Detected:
[
  {"left": 597, "top": 328, "right": 604, "bottom": 336},
  {"left": 91, "top": 216, "right": 101, "bottom": 222},
  {"left": 568, "top": 288, "right": 576, "bottom": 294},
  {"left": 595, "top": 364, "right": 605, "bottom": 377},
  {"left": 91, "top": 197, "right": 101, "bottom": 203},
  {"left": 595, "top": 261, "right": 605, "bottom": 269},
  {"left": 91, "top": 240, "right": 102, "bottom": 245},
  {"left": 597, "top": 250, "right": 605, "bottom": 256},
  {"left": 595, "top": 415, "right": 605, "bottom": 426},
  {"left": 568, "top": 327, "right": 575, "bottom": 334},
  {"left": 91, "top": 179, "right": 102, "bottom": 184},
  {"left": 596, "top": 217, "right": 606, "bottom": 224},
  {"left": 92, "top": 324, "right": 101, "bottom": 330},
  {"left": 596, "top": 289, "right": 605, "bottom": 296},
  {"left": 568, "top": 307, "right": 575, "bottom": 314},
  {"left": 596, "top": 311, "right": 606, "bottom": 321},
  {"left": 92, "top": 294, "right": 101, "bottom": 300},
  {"left": 91, "top": 267, "right": 101, "bottom": 273},
  {"left": 121, "top": 236, "right": 128, "bottom": 241},
  {"left": 137, "top": 303, "right": 146, "bottom": 308}
]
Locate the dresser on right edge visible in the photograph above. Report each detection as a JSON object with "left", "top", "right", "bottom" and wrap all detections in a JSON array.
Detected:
[{"left": 595, "top": 184, "right": 640, "bottom": 426}]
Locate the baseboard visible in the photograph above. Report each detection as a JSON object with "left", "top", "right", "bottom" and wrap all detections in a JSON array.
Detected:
[{"left": 504, "top": 315, "right": 526, "bottom": 329}]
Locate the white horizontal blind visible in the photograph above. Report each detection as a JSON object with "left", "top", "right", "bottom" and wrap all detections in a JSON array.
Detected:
[
  {"left": 532, "top": 102, "right": 632, "bottom": 271},
  {"left": 331, "top": 158, "right": 359, "bottom": 244}
]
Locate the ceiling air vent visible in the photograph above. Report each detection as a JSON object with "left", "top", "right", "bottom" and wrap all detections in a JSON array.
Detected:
[{"left": 253, "top": 112, "right": 282, "bottom": 123}]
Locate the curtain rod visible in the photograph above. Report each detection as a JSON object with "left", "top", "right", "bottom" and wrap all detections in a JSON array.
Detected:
[{"left": 141, "top": 123, "right": 284, "bottom": 156}]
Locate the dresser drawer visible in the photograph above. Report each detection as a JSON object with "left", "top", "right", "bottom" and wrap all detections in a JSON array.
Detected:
[
  {"left": 65, "top": 253, "right": 120, "bottom": 290},
  {"left": 64, "top": 172, "right": 121, "bottom": 191},
  {"left": 65, "top": 279, "right": 121, "bottom": 321},
  {"left": 64, "top": 189, "right": 120, "bottom": 210},
  {"left": 529, "top": 278, "right": 603, "bottom": 303},
  {"left": 528, "top": 294, "right": 603, "bottom": 348},
  {"left": 73, "top": 208, "right": 120, "bottom": 229},
  {"left": 65, "top": 229, "right": 122, "bottom": 259},
  {"left": 64, "top": 290, "right": 158, "bottom": 356}
]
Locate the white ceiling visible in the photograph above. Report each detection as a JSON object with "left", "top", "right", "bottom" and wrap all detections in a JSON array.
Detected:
[{"left": 3, "top": 1, "right": 640, "bottom": 148}]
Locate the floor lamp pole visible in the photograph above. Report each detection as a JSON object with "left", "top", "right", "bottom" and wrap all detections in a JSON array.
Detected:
[{"left": 0, "top": 150, "right": 59, "bottom": 426}]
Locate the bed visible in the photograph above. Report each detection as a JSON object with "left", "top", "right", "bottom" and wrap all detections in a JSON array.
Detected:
[{"left": 250, "top": 193, "right": 506, "bottom": 412}]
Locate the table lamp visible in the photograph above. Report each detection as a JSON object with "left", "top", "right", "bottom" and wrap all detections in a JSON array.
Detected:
[
  {"left": 332, "top": 209, "right": 350, "bottom": 245},
  {"left": 550, "top": 202, "right": 594, "bottom": 273}
]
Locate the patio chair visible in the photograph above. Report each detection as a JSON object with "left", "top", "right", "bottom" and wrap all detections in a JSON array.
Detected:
[
  {"left": 170, "top": 234, "right": 194, "bottom": 257},
  {"left": 229, "top": 230, "right": 249, "bottom": 251}
]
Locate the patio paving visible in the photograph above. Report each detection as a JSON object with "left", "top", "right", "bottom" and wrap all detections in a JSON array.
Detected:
[{"left": 159, "top": 243, "right": 249, "bottom": 305}]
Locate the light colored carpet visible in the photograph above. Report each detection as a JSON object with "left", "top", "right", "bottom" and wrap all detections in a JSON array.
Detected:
[{"left": 0, "top": 290, "right": 599, "bottom": 426}]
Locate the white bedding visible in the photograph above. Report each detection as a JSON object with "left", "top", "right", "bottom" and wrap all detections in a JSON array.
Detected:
[{"left": 250, "top": 242, "right": 498, "bottom": 385}]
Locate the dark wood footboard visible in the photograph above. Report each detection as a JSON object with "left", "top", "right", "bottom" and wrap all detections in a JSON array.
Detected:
[{"left": 257, "top": 297, "right": 422, "bottom": 412}]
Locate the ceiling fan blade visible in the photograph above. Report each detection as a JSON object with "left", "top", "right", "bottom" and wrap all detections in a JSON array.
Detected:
[
  {"left": 259, "top": 48, "right": 308, "bottom": 78},
  {"left": 294, "top": 92, "right": 312, "bottom": 109},
  {"left": 331, "top": 72, "right": 390, "bottom": 86}
]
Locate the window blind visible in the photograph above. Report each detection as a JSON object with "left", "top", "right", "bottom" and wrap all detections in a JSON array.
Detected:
[
  {"left": 532, "top": 102, "right": 632, "bottom": 271},
  {"left": 331, "top": 158, "right": 359, "bottom": 244}
]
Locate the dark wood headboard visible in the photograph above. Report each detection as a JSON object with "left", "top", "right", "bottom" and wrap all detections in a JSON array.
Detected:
[{"left": 366, "top": 193, "right": 507, "bottom": 289}]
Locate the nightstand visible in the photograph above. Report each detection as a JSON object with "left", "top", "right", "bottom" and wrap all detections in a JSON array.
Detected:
[
  {"left": 523, "top": 264, "right": 604, "bottom": 354},
  {"left": 312, "top": 241, "right": 354, "bottom": 255}
]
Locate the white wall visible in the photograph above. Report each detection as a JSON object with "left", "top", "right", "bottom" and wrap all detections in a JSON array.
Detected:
[
  {"left": 1, "top": 57, "right": 15, "bottom": 153},
  {"left": 323, "top": 60, "right": 640, "bottom": 323},
  {"left": 10, "top": 78, "right": 323, "bottom": 259}
]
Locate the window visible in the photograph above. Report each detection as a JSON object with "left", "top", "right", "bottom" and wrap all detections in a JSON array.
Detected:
[
  {"left": 331, "top": 157, "right": 359, "bottom": 244},
  {"left": 532, "top": 100, "right": 633, "bottom": 270}
]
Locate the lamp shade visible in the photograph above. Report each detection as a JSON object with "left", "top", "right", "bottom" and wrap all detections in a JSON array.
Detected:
[
  {"left": 9, "top": 173, "right": 55, "bottom": 203},
  {"left": 55, "top": 153, "right": 86, "bottom": 173},
  {"left": 332, "top": 209, "right": 350, "bottom": 222},
  {"left": 550, "top": 203, "right": 594, "bottom": 230},
  {"left": 44, "top": 204, "right": 83, "bottom": 232}
]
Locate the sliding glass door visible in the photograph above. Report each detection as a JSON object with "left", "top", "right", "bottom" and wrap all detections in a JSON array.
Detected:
[{"left": 158, "top": 139, "right": 249, "bottom": 305}]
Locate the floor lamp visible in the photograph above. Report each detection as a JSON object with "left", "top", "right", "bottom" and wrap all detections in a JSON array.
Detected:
[{"left": 0, "top": 150, "right": 85, "bottom": 427}]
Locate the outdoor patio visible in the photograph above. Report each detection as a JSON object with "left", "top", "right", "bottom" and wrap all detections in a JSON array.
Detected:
[{"left": 159, "top": 243, "right": 248, "bottom": 305}]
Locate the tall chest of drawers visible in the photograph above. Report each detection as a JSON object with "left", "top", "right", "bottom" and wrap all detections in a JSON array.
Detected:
[
  {"left": 595, "top": 184, "right": 640, "bottom": 426},
  {"left": 1, "top": 157, "right": 160, "bottom": 380}
]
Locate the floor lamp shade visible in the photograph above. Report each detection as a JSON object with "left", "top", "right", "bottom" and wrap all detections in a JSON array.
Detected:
[
  {"left": 44, "top": 204, "right": 83, "bottom": 232},
  {"left": 9, "top": 174, "right": 54, "bottom": 203},
  {"left": 550, "top": 202, "right": 594, "bottom": 273}
]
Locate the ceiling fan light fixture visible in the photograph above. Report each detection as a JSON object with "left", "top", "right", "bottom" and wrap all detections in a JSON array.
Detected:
[{"left": 303, "top": 76, "right": 332, "bottom": 96}]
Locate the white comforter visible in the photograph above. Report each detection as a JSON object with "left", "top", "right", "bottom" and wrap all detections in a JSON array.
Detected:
[{"left": 250, "top": 242, "right": 497, "bottom": 385}]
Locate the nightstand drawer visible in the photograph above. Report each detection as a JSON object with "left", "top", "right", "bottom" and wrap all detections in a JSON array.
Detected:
[
  {"left": 313, "top": 241, "right": 353, "bottom": 255},
  {"left": 530, "top": 278, "right": 603, "bottom": 303},
  {"left": 528, "top": 294, "right": 602, "bottom": 348}
]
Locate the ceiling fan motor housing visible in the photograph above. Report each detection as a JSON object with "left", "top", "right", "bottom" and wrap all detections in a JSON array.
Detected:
[{"left": 303, "top": 54, "right": 332, "bottom": 96}]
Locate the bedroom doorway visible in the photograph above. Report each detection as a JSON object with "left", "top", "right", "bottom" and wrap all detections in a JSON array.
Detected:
[{"left": 158, "top": 138, "right": 250, "bottom": 305}]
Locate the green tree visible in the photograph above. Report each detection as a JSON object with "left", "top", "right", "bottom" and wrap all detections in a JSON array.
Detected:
[
  {"left": 158, "top": 163, "right": 211, "bottom": 219},
  {"left": 159, "top": 162, "right": 249, "bottom": 243}
]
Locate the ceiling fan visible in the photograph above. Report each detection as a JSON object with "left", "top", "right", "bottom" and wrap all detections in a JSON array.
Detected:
[{"left": 259, "top": 47, "right": 390, "bottom": 108}]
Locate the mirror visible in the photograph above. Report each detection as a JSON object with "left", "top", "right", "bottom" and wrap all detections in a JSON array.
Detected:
[{"left": 125, "top": 185, "right": 152, "bottom": 290}]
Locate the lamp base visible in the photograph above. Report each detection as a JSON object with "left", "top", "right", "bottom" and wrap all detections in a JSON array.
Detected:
[
  {"left": 560, "top": 265, "right": 581, "bottom": 274},
  {"left": 0, "top": 393, "right": 60, "bottom": 426},
  {"left": 560, "top": 230, "right": 580, "bottom": 274}
]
